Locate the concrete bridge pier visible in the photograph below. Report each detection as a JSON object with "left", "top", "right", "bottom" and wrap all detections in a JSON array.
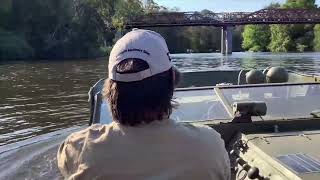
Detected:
[{"left": 221, "top": 26, "right": 233, "bottom": 55}]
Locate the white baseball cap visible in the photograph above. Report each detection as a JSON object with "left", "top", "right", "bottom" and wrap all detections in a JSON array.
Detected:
[{"left": 108, "top": 29, "right": 172, "bottom": 82}]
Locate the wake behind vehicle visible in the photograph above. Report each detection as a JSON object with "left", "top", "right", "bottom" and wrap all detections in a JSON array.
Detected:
[
  {"left": 1, "top": 67, "right": 319, "bottom": 180},
  {"left": 89, "top": 67, "right": 320, "bottom": 180}
]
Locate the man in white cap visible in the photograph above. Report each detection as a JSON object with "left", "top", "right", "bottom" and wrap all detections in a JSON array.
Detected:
[{"left": 57, "top": 29, "right": 230, "bottom": 180}]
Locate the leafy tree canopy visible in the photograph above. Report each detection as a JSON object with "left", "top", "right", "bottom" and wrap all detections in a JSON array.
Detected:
[
  {"left": 283, "top": 0, "right": 316, "bottom": 8},
  {"left": 269, "top": 25, "right": 293, "bottom": 52},
  {"left": 242, "top": 25, "right": 270, "bottom": 52},
  {"left": 267, "top": 0, "right": 317, "bottom": 52}
]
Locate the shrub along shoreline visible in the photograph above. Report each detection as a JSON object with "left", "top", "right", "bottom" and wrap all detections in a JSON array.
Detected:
[{"left": 1, "top": 0, "right": 320, "bottom": 62}]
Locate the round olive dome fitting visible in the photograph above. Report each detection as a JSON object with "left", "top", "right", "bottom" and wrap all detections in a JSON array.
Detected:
[
  {"left": 266, "top": 67, "right": 289, "bottom": 83},
  {"left": 246, "top": 70, "right": 266, "bottom": 84}
]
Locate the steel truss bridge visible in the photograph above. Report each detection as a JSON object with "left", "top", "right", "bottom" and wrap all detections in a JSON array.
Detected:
[
  {"left": 125, "top": 8, "right": 320, "bottom": 28},
  {"left": 124, "top": 8, "right": 320, "bottom": 55}
]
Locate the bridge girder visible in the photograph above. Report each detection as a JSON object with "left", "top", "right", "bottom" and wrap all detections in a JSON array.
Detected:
[{"left": 125, "top": 8, "right": 320, "bottom": 28}]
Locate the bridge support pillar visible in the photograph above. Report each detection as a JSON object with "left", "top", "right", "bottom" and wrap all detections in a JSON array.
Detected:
[{"left": 221, "top": 26, "right": 233, "bottom": 55}]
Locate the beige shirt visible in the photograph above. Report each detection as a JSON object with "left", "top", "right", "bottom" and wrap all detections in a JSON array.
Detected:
[{"left": 57, "top": 119, "right": 230, "bottom": 180}]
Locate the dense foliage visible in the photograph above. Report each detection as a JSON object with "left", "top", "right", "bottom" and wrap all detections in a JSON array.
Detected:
[
  {"left": 0, "top": 0, "right": 140, "bottom": 60},
  {"left": 1, "top": 0, "right": 320, "bottom": 61},
  {"left": 242, "top": 25, "right": 270, "bottom": 52},
  {"left": 243, "top": 0, "right": 319, "bottom": 53},
  {"left": 0, "top": 0, "right": 244, "bottom": 61},
  {"left": 270, "top": 0, "right": 316, "bottom": 52},
  {"left": 269, "top": 25, "right": 293, "bottom": 52},
  {"left": 0, "top": 29, "right": 34, "bottom": 60},
  {"left": 283, "top": 0, "right": 316, "bottom": 8},
  {"left": 314, "top": 24, "right": 320, "bottom": 51}
]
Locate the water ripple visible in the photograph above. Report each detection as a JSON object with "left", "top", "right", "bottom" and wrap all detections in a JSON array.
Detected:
[{"left": 1, "top": 53, "right": 320, "bottom": 146}]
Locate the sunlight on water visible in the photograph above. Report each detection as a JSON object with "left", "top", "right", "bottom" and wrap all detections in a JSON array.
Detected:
[{"left": 0, "top": 52, "right": 320, "bottom": 146}]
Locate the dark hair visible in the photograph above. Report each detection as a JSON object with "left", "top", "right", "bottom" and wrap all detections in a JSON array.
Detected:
[{"left": 103, "top": 58, "right": 178, "bottom": 126}]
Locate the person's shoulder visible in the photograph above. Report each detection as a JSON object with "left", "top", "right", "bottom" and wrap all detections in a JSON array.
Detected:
[
  {"left": 180, "top": 123, "right": 225, "bottom": 148},
  {"left": 64, "top": 123, "right": 116, "bottom": 145},
  {"left": 57, "top": 123, "right": 117, "bottom": 177},
  {"left": 179, "top": 122, "right": 222, "bottom": 139},
  {"left": 181, "top": 123, "right": 229, "bottom": 163},
  {"left": 58, "top": 123, "right": 116, "bottom": 160}
]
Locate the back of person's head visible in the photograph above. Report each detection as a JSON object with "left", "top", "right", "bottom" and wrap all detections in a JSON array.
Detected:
[{"left": 103, "top": 29, "right": 179, "bottom": 126}]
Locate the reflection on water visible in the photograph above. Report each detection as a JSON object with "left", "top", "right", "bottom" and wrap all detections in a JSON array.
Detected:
[
  {"left": 0, "top": 59, "right": 107, "bottom": 146},
  {"left": 1, "top": 52, "right": 320, "bottom": 145},
  {"left": 173, "top": 52, "right": 320, "bottom": 74}
]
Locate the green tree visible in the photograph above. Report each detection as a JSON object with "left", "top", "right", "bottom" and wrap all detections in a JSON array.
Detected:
[
  {"left": 313, "top": 24, "right": 320, "bottom": 51},
  {"left": 283, "top": 0, "right": 316, "bottom": 8},
  {"left": 0, "top": 30, "right": 34, "bottom": 60},
  {"left": 144, "top": 0, "right": 161, "bottom": 13},
  {"left": 242, "top": 25, "right": 270, "bottom": 52},
  {"left": 0, "top": 0, "right": 12, "bottom": 29},
  {"left": 5, "top": 0, "right": 117, "bottom": 59},
  {"left": 239, "top": 3, "right": 279, "bottom": 52},
  {"left": 9, "top": 0, "right": 78, "bottom": 58},
  {"left": 285, "top": 0, "right": 316, "bottom": 51},
  {"left": 184, "top": 26, "right": 221, "bottom": 53},
  {"left": 269, "top": 25, "right": 293, "bottom": 52},
  {"left": 112, "top": 0, "right": 143, "bottom": 30},
  {"left": 268, "top": 0, "right": 316, "bottom": 52}
]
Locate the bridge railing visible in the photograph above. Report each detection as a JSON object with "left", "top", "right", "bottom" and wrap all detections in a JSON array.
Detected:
[{"left": 125, "top": 8, "right": 320, "bottom": 28}]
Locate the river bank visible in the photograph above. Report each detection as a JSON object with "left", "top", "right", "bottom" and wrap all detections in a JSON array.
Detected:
[{"left": 0, "top": 56, "right": 108, "bottom": 65}]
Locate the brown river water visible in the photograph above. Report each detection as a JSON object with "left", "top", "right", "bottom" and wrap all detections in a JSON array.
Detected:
[{"left": 1, "top": 52, "right": 320, "bottom": 146}]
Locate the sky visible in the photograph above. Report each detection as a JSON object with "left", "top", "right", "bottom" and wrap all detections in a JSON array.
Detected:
[{"left": 154, "top": 0, "right": 320, "bottom": 12}]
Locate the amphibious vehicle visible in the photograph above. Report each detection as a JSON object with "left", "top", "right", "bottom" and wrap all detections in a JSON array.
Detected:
[
  {"left": 1, "top": 68, "right": 320, "bottom": 180},
  {"left": 88, "top": 67, "right": 320, "bottom": 180}
]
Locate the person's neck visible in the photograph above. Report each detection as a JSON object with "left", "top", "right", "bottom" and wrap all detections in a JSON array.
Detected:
[{"left": 145, "top": 112, "right": 169, "bottom": 121}]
